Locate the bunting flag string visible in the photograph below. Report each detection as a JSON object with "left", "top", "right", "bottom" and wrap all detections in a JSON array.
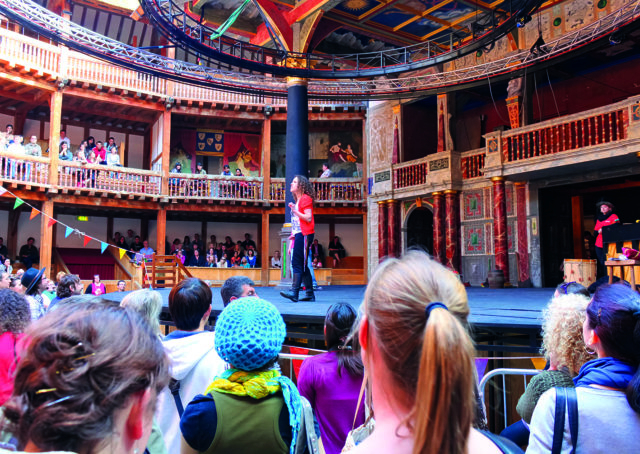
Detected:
[
  {"left": 29, "top": 207, "right": 39, "bottom": 220},
  {"left": 83, "top": 235, "right": 92, "bottom": 247},
  {"left": 100, "top": 242, "right": 108, "bottom": 254},
  {"left": 47, "top": 218, "right": 57, "bottom": 228},
  {"left": 65, "top": 226, "right": 74, "bottom": 238},
  {"left": 13, "top": 198, "right": 23, "bottom": 209}
]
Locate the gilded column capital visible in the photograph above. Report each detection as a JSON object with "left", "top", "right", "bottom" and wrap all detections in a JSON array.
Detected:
[
  {"left": 490, "top": 176, "right": 506, "bottom": 183},
  {"left": 286, "top": 77, "right": 308, "bottom": 87}
]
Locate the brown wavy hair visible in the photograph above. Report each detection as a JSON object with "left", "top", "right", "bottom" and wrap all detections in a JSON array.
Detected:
[
  {"left": 362, "top": 251, "right": 474, "bottom": 454},
  {"left": 0, "top": 289, "right": 30, "bottom": 334},
  {"left": 541, "top": 293, "right": 592, "bottom": 375},
  {"left": 2, "top": 301, "right": 169, "bottom": 452},
  {"left": 293, "top": 175, "right": 315, "bottom": 201}
]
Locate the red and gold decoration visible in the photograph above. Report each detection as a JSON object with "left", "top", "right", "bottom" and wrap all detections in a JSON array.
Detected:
[
  {"left": 506, "top": 96, "right": 520, "bottom": 129},
  {"left": 491, "top": 177, "right": 509, "bottom": 282}
]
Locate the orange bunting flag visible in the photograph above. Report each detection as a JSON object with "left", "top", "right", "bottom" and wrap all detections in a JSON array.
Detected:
[
  {"left": 119, "top": 248, "right": 127, "bottom": 259},
  {"left": 29, "top": 208, "right": 39, "bottom": 220},
  {"left": 83, "top": 235, "right": 92, "bottom": 247},
  {"left": 531, "top": 357, "right": 547, "bottom": 370},
  {"left": 47, "top": 218, "right": 57, "bottom": 228}
]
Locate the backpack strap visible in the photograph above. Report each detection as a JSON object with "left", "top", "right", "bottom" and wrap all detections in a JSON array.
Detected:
[
  {"left": 168, "top": 378, "right": 184, "bottom": 418},
  {"left": 551, "top": 387, "right": 567, "bottom": 454},
  {"left": 480, "top": 430, "right": 525, "bottom": 453},
  {"left": 566, "top": 387, "right": 579, "bottom": 453}
]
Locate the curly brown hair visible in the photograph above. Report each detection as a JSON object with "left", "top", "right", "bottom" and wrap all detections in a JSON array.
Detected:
[
  {"left": 541, "top": 293, "right": 593, "bottom": 375},
  {"left": 2, "top": 301, "right": 169, "bottom": 452},
  {"left": 0, "top": 289, "right": 30, "bottom": 334},
  {"left": 294, "top": 175, "right": 315, "bottom": 201}
]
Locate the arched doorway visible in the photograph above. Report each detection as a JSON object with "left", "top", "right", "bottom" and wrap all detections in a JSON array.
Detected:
[{"left": 405, "top": 207, "right": 434, "bottom": 254}]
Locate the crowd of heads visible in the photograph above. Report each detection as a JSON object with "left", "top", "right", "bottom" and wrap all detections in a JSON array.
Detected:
[{"left": 169, "top": 232, "right": 260, "bottom": 268}]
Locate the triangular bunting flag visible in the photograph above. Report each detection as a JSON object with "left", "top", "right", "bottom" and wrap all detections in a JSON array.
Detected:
[
  {"left": 0, "top": 186, "right": 7, "bottom": 196},
  {"left": 83, "top": 235, "right": 92, "bottom": 247},
  {"left": 531, "top": 357, "right": 547, "bottom": 370},
  {"left": 65, "top": 226, "right": 73, "bottom": 238},
  {"left": 119, "top": 248, "right": 127, "bottom": 259},
  {"left": 47, "top": 218, "right": 57, "bottom": 228},
  {"left": 29, "top": 208, "right": 39, "bottom": 220},
  {"left": 13, "top": 198, "right": 24, "bottom": 209},
  {"left": 100, "top": 242, "right": 108, "bottom": 254}
]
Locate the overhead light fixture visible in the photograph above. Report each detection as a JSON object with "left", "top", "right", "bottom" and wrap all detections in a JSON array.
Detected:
[
  {"left": 516, "top": 15, "right": 532, "bottom": 28},
  {"left": 609, "top": 31, "right": 623, "bottom": 45},
  {"left": 530, "top": 34, "right": 548, "bottom": 57}
]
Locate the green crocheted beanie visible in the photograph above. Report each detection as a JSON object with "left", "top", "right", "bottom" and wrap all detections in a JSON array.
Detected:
[{"left": 215, "top": 297, "right": 286, "bottom": 371}]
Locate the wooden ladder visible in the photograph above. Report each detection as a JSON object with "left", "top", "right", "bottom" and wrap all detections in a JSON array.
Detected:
[{"left": 149, "top": 255, "right": 193, "bottom": 288}]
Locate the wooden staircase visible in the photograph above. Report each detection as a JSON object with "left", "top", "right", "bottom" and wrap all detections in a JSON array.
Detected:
[
  {"left": 328, "top": 256, "right": 366, "bottom": 285},
  {"left": 149, "top": 255, "right": 192, "bottom": 288}
]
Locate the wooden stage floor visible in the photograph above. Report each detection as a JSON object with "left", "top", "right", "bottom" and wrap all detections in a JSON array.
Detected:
[{"left": 104, "top": 285, "right": 553, "bottom": 353}]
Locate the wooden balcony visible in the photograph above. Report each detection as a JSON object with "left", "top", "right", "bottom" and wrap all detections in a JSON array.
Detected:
[
  {"left": 393, "top": 156, "right": 429, "bottom": 189},
  {"left": 461, "top": 148, "right": 486, "bottom": 179},
  {"left": 166, "top": 174, "right": 264, "bottom": 203},
  {"left": 0, "top": 152, "right": 50, "bottom": 190},
  {"left": 269, "top": 178, "right": 365, "bottom": 205}
]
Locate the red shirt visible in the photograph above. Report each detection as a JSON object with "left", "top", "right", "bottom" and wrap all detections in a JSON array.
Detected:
[
  {"left": 298, "top": 194, "right": 315, "bottom": 236},
  {"left": 594, "top": 213, "right": 619, "bottom": 248}
]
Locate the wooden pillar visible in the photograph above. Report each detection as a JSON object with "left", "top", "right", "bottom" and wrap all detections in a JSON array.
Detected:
[
  {"left": 14, "top": 111, "right": 27, "bottom": 135},
  {"left": 261, "top": 117, "right": 271, "bottom": 199},
  {"left": 156, "top": 208, "right": 166, "bottom": 255},
  {"left": 362, "top": 211, "right": 368, "bottom": 282},
  {"left": 378, "top": 201, "right": 388, "bottom": 262},
  {"left": 160, "top": 110, "right": 171, "bottom": 195},
  {"left": 491, "top": 177, "right": 509, "bottom": 282},
  {"left": 261, "top": 211, "right": 270, "bottom": 285},
  {"left": 40, "top": 200, "right": 54, "bottom": 272},
  {"left": 516, "top": 182, "right": 531, "bottom": 283},
  {"left": 444, "top": 190, "right": 460, "bottom": 272},
  {"left": 432, "top": 191, "right": 445, "bottom": 264},
  {"left": 571, "top": 195, "right": 584, "bottom": 259},
  {"left": 48, "top": 91, "right": 63, "bottom": 186}
]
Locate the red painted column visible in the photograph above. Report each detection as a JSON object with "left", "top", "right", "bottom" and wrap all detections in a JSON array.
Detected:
[
  {"left": 492, "top": 177, "right": 509, "bottom": 282},
  {"left": 378, "top": 201, "right": 388, "bottom": 262},
  {"left": 388, "top": 200, "right": 400, "bottom": 258},
  {"left": 515, "top": 182, "right": 529, "bottom": 283},
  {"left": 444, "top": 190, "right": 460, "bottom": 272},
  {"left": 432, "top": 192, "right": 445, "bottom": 264}
]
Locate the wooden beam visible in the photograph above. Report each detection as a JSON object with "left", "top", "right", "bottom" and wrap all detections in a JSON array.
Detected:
[
  {"left": 260, "top": 211, "right": 269, "bottom": 285},
  {"left": 571, "top": 195, "right": 583, "bottom": 259},
  {"left": 157, "top": 207, "right": 166, "bottom": 254},
  {"left": 48, "top": 90, "right": 63, "bottom": 187},
  {"left": 160, "top": 110, "right": 171, "bottom": 194},
  {"left": 40, "top": 200, "right": 54, "bottom": 272},
  {"left": 63, "top": 88, "right": 164, "bottom": 111}
]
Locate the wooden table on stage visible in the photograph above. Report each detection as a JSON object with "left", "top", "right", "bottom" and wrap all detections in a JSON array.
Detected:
[{"left": 605, "top": 259, "right": 640, "bottom": 286}]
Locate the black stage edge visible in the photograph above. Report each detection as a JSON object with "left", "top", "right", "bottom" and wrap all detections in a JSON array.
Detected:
[{"left": 103, "top": 286, "right": 552, "bottom": 353}]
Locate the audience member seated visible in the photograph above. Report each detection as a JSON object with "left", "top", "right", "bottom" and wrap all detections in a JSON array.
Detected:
[
  {"left": 206, "top": 246, "right": 218, "bottom": 262},
  {"left": 312, "top": 257, "right": 322, "bottom": 269},
  {"left": 328, "top": 236, "right": 345, "bottom": 268},
  {"left": 554, "top": 281, "right": 590, "bottom": 298},
  {"left": 58, "top": 142, "right": 73, "bottom": 161},
  {"left": 2, "top": 301, "right": 169, "bottom": 454},
  {"left": 116, "top": 279, "right": 127, "bottom": 292},
  {"left": 205, "top": 255, "right": 217, "bottom": 267},
  {"left": 0, "top": 237, "right": 8, "bottom": 262},
  {"left": 192, "top": 234, "right": 204, "bottom": 252},
  {"left": 9, "top": 276, "right": 23, "bottom": 294},
  {"left": 21, "top": 267, "right": 48, "bottom": 320},
  {"left": 220, "top": 276, "right": 257, "bottom": 307},
  {"left": 23, "top": 135, "right": 41, "bottom": 157},
  {"left": 320, "top": 162, "right": 332, "bottom": 178},
  {"left": 1, "top": 258, "right": 12, "bottom": 275},
  {"left": 221, "top": 164, "right": 232, "bottom": 176},
  {"left": 131, "top": 236, "right": 144, "bottom": 253},
  {"left": 501, "top": 293, "right": 592, "bottom": 446},
  {"left": 352, "top": 251, "right": 515, "bottom": 454},
  {"left": 155, "top": 278, "right": 225, "bottom": 454},
  {"left": 59, "top": 129, "right": 71, "bottom": 148},
  {"left": 175, "top": 248, "right": 186, "bottom": 265},
  {"left": 121, "top": 289, "right": 163, "bottom": 339},
  {"left": 223, "top": 236, "right": 234, "bottom": 250},
  {"left": 230, "top": 250, "right": 242, "bottom": 267},
  {"left": 0, "top": 272, "right": 9, "bottom": 290},
  {"left": 179, "top": 297, "right": 302, "bottom": 454},
  {"left": 246, "top": 249, "right": 257, "bottom": 268},
  {"left": 242, "top": 233, "right": 256, "bottom": 251},
  {"left": 87, "top": 150, "right": 99, "bottom": 164},
  {"left": 86, "top": 135, "right": 95, "bottom": 150},
  {"left": 85, "top": 274, "right": 106, "bottom": 296},
  {"left": 124, "top": 229, "right": 136, "bottom": 248},
  {"left": 298, "top": 303, "right": 365, "bottom": 454},
  {"left": 140, "top": 240, "right": 155, "bottom": 262},
  {"left": 217, "top": 254, "right": 229, "bottom": 268},
  {"left": 48, "top": 273, "right": 83, "bottom": 311},
  {"left": 310, "top": 238, "right": 324, "bottom": 261},
  {"left": 106, "top": 146, "right": 121, "bottom": 166},
  {"left": 116, "top": 235, "right": 128, "bottom": 252},
  {"left": 271, "top": 250, "right": 282, "bottom": 268},
  {"left": 105, "top": 136, "right": 118, "bottom": 153},
  {"left": 183, "top": 235, "right": 193, "bottom": 256},
  {"left": 0, "top": 289, "right": 30, "bottom": 406},
  {"left": 6, "top": 135, "right": 23, "bottom": 154},
  {"left": 93, "top": 141, "right": 107, "bottom": 164},
  {"left": 527, "top": 284, "right": 640, "bottom": 453},
  {"left": 18, "top": 237, "right": 39, "bottom": 268},
  {"left": 170, "top": 238, "right": 181, "bottom": 254},
  {"left": 187, "top": 249, "right": 206, "bottom": 267}
]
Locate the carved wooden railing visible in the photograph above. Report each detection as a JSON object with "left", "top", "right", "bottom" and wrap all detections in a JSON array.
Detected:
[
  {"left": 270, "top": 178, "right": 286, "bottom": 202},
  {"left": 0, "top": 27, "right": 58, "bottom": 76},
  {"left": 502, "top": 103, "right": 628, "bottom": 163},
  {"left": 0, "top": 152, "right": 50, "bottom": 187},
  {"left": 461, "top": 148, "right": 486, "bottom": 179},
  {"left": 167, "top": 174, "right": 263, "bottom": 201},
  {"left": 393, "top": 156, "right": 429, "bottom": 189},
  {"left": 57, "top": 161, "right": 161, "bottom": 197},
  {"left": 312, "top": 178, "right": 364, "bottom": 202}
]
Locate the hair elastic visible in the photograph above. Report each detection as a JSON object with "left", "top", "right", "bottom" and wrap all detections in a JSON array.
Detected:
[{"left": 425, "top": 302, "right": 448, "bottom": 319}]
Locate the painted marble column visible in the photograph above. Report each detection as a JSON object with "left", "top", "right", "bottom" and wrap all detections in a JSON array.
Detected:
[
  {"left": 285, "top": 77, "right": 309, "bottom": 224},
  {"left": 444, "top": 190, "right": 460, "bottom": 272},
  {"left": 492, "top": 177, "right": 509, "bottom": 282},
  {"left": 432, "top": 192, "right": 445, "bottom": 264},
  {"left": 515, "top": 182, "right": 530, "bottom": 283},
  {"left": 378, "top": 200, "right": 389, "bottom": 262},
  {"left": 388, "top": 200, "right": 400, "bottom": 258}
]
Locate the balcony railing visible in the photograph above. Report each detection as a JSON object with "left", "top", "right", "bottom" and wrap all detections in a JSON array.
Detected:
[
  {"left": 57, "top": 161, "right": 161, "bottom": 197},
  {"left": 270, "top": 178, "right": 286, "bottom": 202},
  {"left": 0, "top": 152, "right": 49, "bottom": 187},
  {"left": 502, "top": 104, "right": 628, "bottom": 163},
  {"left": 167, "top": 174, "right": 263, "bottom": 201},
  {"left": 393, "top": 156, "right": 429, "bottom": 189},
  {"left": 0, "top": 27, "right": 58, "bottom": 76},
  {"left": 269, "top": 178, "right": 365, "bottom": 203},
  {"left": 461, "top": 148, "right": 486, "bottom": 179}
]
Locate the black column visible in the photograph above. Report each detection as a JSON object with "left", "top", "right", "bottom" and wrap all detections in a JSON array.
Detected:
[{"left": 285, "top": 77, "right": 309, "bottom": 223}]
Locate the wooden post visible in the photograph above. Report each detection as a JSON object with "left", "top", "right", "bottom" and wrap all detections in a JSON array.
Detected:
[
  {"left": 40, "top": 200, "right": 54, "bottom": 272},
  {"left": 48, "top": 91, "right": 63, "bottom": 188},
  {"left": 261, "top": 211, "right": 270, "bottom": 285},
  {"left": 571, "top": 195, "right": 584, "bottom": 259},
  {"left": 362, "top": 210, "right": 368, "bottom": 282},
  {"left": 261, "top": 117, "right": 271, "bottom": 200},
  {"left": 156, "top": 208, "right": 166, "bottom": 255},
  {"left": 160, "top": 110, "right": 171, "bottom": 195}
]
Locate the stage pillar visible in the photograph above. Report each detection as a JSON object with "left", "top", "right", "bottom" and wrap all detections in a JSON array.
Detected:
[
  {"left": 444, "top": 190, "right": 460, "bottom": 272},
  {"left": 261, "top": 116, "right": 272, "bottom": 203},
  {"left": 492, "top": 177, "right": 509, "bottom": 282},
  {"left": 48, "top": 91, "right": 62, "bottom": 187},
  {"left": 160, "top": 110, "right": 171, "bottom": 196},
  {"left": 260, "top": 211, "right": 270, "bottom": 285},
  {"left": 39, "top": 200, "right": 54, "bottom": 272},
  {"left": 378, "top": 201, "right": 388, "bottom": 262},
  {"left": 388, "top": 200, "right": 400, "bottom": 257},
  {"left": 284, "top": 77, "right": 309, "bottom": 224},
  {"left": 432, "top": 192, "right": 445, "bottom": 264},
  {"left": 156, "top": 207, "right": 166, "bottom": 256},
  {"left": 515, "top": 182, "right": 530, "bottom": 284}
]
